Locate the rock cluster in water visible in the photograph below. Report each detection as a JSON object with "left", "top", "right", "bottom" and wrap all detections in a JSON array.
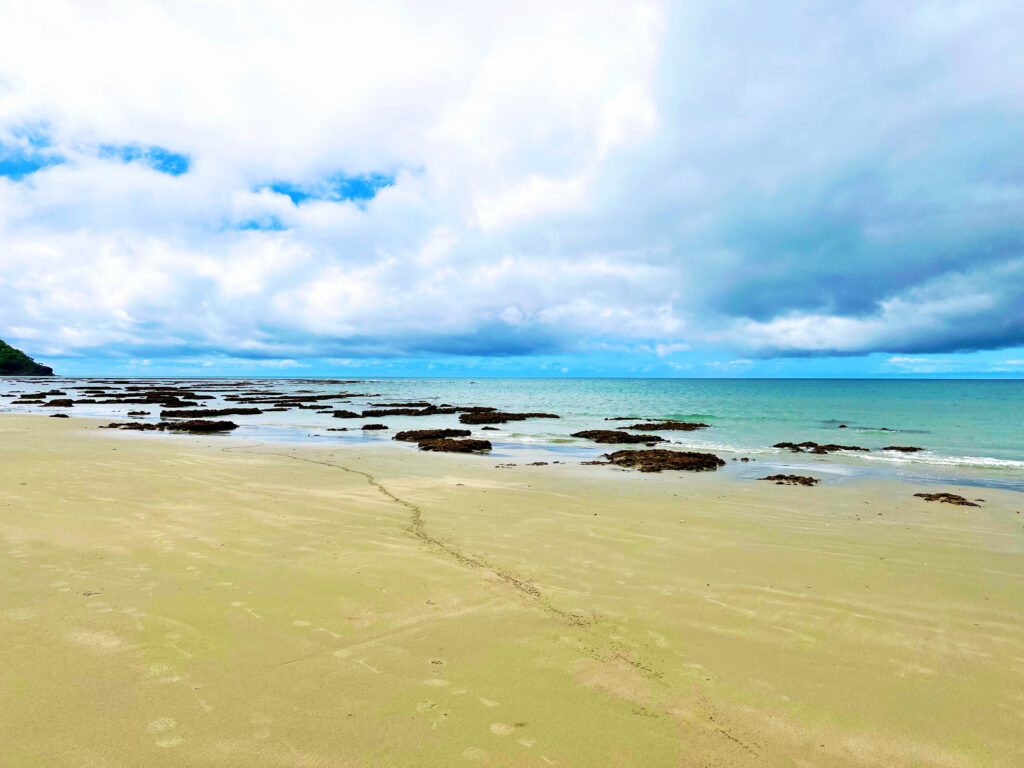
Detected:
[
  {"left": 393, "top": 429, "right": 472, "bottom": 442},
  {"left": 759, "top": 474, "right": 820, "bottom": 486},
  {"left": 417, "top": 438, "right": 492, "bottom": 453},
  {"left": 570, "top": 430, "right": 665, "bottom": 444},
  {"left": 600, "top": 449, "right": 725, "bottom": 472},
  {"left": 458, "top": 410, "right": 559, "bottom": 425},
  {"left": 101, "top": 420, "right": 239, "bottom": 433},
  {"left": 624, "top": 421, "right": 709, "bottom": 431},
  {"left": 913, "top": 492, "right": 980, "bottom": 507},
  {"left": 773, "top": 441, "right": 869, "bottom": 454}
]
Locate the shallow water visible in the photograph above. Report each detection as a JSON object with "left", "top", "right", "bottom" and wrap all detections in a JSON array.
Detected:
[{"left": 3, "top": 376, "right": 1023, "bottom": 491}]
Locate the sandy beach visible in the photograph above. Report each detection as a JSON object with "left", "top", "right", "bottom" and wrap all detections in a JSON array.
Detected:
[{"left": 1, "top": 414, "right": 1022, "bottom": 767}]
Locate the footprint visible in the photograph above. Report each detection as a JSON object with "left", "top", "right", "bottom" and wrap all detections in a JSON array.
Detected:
[
  {"left": 147, "top": 717, "right": 177, "bottom": 734},
  {"left": 155, "top": 736, "right": 183, "bottom": 748},
  {"left": 424, "top": 679, "right": 451, "bottom": 687},
  {"left": 71, "top": 630, "right": 122, "bottom": 650},
  {"left": 518, "top": 737, "right": 537, "bottom": 748},
  {"left": 490, "top": 723, "right": 517, "bottom": 736},
  {"left": 292, "top": 620, "right": 312, "bottom": 627},
  {"left": 479, "top": 698, "right": 499, "bottom": 707},
  {"left": 462, "top": 746, "right": 488, "bottom": 762}
]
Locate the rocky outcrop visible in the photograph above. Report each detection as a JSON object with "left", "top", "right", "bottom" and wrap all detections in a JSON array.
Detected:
[
  {"left": 773, "top": 441, "right": 869, "bottom": 454},
  {"left": 882, "top": 445, "right": 923, "bottom": 452},
  {"left": 161, "top": 407, "right": 261, "bottom": 418},
  {"left": 601, "top": 449, "right": 725, "bottom": 472},
  {"left": 624, "top": 421, "right": 709, "bottom": 431},
  {"left": 393, "top": 429, "right": 472, "bottom": 442},
  {"left": 459, "top": 411, "right": 559, "bottom": 425},
  {"left": 101, "top": 420, "right": 239, "bottom": 433},
  {"left": 331, "top": 410, "right": 362, "bottom": 419},
  {"left": 570, "top": 430, "right": 665, "bottom": 444},
  {"left": 759, "top": 474, "right": 819, "bottom": 486},
  {"left": 0, "top": 339, "right": 53, "bottom": 376},
  {"left": 417, "top": 438, "right": 492, "bottom": 453},
  {"left": 913, "top": 492, "right": 979, "bottom": 507},
  {"left": 361, "top": 423, "right": 388, "bottom": 430},
  {"left": 41, "top": 398, "right": 73, "bottom": 407}
]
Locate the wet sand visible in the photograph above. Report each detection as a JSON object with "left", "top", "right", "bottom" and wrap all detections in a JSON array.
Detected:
[{"left": 1, "top": 414, "right": 1022, "bottom": 766}]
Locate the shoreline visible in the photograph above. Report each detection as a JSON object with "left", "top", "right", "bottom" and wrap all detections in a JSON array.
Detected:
[
  {"left": 22, "top": 409, "right": 1024, "bottom": 496},
  {"left": 2, "top": 414, "right": 1023, "bottom": 765}
]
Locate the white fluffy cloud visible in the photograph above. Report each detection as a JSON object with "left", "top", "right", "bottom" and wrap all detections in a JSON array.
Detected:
[{"left": 1, "top": 0, "right": 1022, "bottom": 363}]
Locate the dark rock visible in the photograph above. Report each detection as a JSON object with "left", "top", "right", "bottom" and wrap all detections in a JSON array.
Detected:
[
  {"left": 417, "top": 438, "right": 492, "bottom": 453},
  {"left": 882, "top": 445, "right": 923, "bottom": 452},
  {"left": 481, "top": 426, "right": 499, "bottom": 431},
  {"left": 838, "top": 424, "right": 848, "bottom": 428},
  {"left": 759, "top": 474, "right": 820, "bottom": 486},
  {"left": 326, "top": 427, "right": 349, "bottom": 432},
  {"left": 394, "top": 429, "right": 472, "bottom": 442},
  {"left": 624, "top": 421, "right": 709, "bottom": 431},
  {"left": 164, "top": 420, "right": 239, "bottom": 433},
  {"left": 331, "top": 410, "right": 362, "bottom": 419},
  {"left": 571, "top": 430, "right": 665, "bottom": 444},
  {"left": 41, "top": 399, "right": 73, "bottom": 407},
  {"left": 101, "top": 422, "right": 162, "bottom": 431},
  {"left": 601, "top": 449, "right": 725, "bottom": 472},
  {"left": 361, "top": 423, "right": 388, "bottom": 430},
  {"left": 161, "top": 407, "right": 261, "bottom": 418},
  {"left": 913, "top": 492, "right": 979, "bottom": 507},
  {"left": 773, "top": 441, "right": 869, "bottom": 454},
  {"left": 459, "top": 411, "right": 559, "bottom": 425},
  {"left": 101, "top": 420, "right": 239, "bottom": 433},
  {"left": 127, "top": 411, "right": 148, "bottom": 416},
  {"left": 49, "top": 413, "right": 70, "bottom": 418}
]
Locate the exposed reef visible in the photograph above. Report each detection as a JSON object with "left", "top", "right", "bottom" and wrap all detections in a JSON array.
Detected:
[
  {"left": 759, "top": 474, "right": 820, "bottom": 486},
  {"left": 458, "top": 410, "right": 559, "bottom": 425},
  {"left": 101, "top": 420, "right": 239, "bottom": 433},
  {"left": 624, "top": 421, "right": 709, "bottom": 431},
  {"left": 417, "top": 438, "right": 493, "bottom": 453},
  {"left": 393, "top": 429, "right": 472, "bottom": 442},
  {"left": 600, "top": 449, "right": 725, "bottom": 472},
  {"left": 773, "top": 441, "right": 870, "bottom": 454},
  {"left": 570, "top": 430, "right": 665, "bottom": 444},
  {"left": 913, "top": 492, "right": 980, "bottom": 507}
]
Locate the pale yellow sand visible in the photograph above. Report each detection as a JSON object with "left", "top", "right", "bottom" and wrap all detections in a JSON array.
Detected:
[{"left": 1, "top": 415, "right": 1022, "bottom": 767}]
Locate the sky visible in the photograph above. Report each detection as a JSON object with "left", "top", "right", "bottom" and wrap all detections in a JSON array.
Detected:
[{"left": 1, "top": 0, "right": 1023, "bottom": 378}]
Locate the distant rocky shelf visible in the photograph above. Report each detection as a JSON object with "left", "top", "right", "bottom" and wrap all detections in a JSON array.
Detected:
[{"left": 0, "top": 340, "right": 53, "bottom": 376}]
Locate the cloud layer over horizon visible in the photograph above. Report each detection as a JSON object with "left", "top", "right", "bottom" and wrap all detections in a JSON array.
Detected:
[{"left": 2, "top": 1, "right": 1023, "bottom": 372}]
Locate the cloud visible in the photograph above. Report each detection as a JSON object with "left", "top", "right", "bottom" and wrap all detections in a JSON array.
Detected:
[{"left": 0, "top": 0, "right": 1023, "bottom": 367}]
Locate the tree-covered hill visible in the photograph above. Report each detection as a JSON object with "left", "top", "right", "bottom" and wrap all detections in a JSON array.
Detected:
[{"left": 0, "top": 340, "right": 54, "bottom": 375}]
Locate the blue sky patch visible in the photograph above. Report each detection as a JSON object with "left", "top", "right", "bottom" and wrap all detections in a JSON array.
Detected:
[
  {"left": 263, "top": 171, "right": 394, "bottom": 205},
  {"left": 0, "top": 142, "right": 65, "bottom": 180},
  {"left": 98, "top": 143, "right": 191, "bottom": 176},
  {"left": 235, "top": 216, "right": 287, "bottom": 232}
]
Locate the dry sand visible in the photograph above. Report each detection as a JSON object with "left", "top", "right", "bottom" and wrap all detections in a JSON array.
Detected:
[{"left": 1, "top": 414, "right": 1022, "bottom": 766}]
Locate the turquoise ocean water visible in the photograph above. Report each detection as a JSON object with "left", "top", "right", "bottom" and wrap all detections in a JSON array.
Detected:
[{"left": 3, "top": 377, "right": 1023, "bottom": 491}]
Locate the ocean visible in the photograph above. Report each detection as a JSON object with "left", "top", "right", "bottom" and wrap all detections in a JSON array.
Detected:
[{"left": 3, "top": 377, "right": 1023, "bottom": 491}]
